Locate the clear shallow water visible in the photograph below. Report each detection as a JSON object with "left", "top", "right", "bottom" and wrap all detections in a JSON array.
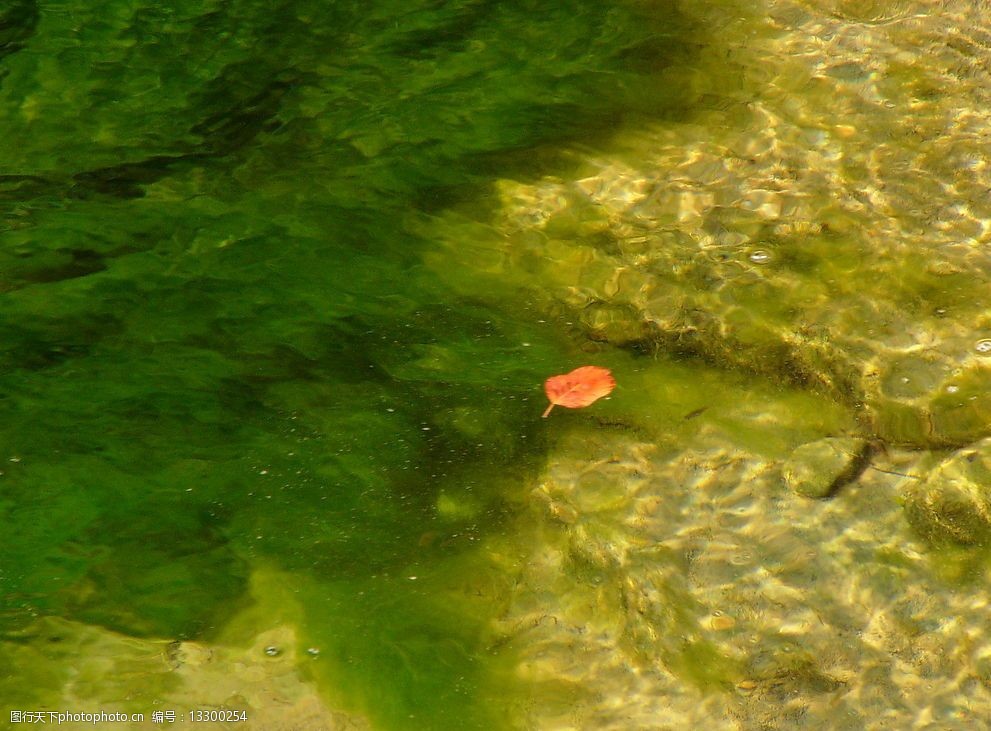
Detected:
[
  {"left": 431, "top": 1, "right": 991, "bottom": 728},
  {"left": 0, "top": 1, "right": 711, "bottom": 728}
]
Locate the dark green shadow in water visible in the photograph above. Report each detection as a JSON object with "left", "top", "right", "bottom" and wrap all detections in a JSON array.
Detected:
[{"left": 0, "top": 0, "right": 712, "bottom": 727}]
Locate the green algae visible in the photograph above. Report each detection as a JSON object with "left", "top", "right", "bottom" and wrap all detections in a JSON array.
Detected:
[
  {"left": 209, "top": 565, "right": 521, "bottom": 730},
  {"left": 673, "top": 639, "right": 742, "bottom": 692},
  {"left": 0, "top": 0, "right": 715, "bottom": 727}
]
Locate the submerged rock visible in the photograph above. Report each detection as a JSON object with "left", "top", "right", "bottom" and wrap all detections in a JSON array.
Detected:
[
  {"left": 499, "top": 420, "right": 991, "bottom": 730},
  {"left": 0, "top": 616, "right": 370, "bottom": 731},
  {"left": 782, "top": 437, "right": 869, "bottom": 499},
  {"left": 904, "top": 437, "right": 991, "bottom": 545}
]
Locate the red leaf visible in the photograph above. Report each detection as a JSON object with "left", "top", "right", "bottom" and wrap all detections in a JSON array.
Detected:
[{"left": 542, "top": 366, "right": 616, "bottom": 418}]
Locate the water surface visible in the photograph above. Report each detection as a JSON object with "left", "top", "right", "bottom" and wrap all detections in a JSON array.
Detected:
[
  {"left": 0, "top": 1, "right": 711, "bottom": 728},
  {"left": 7, "top": 1, "right": 991, "bottom": 729}
]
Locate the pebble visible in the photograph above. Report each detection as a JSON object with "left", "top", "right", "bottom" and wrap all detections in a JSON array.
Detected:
[{"left": 710, "top": 615, "right": 737, "bottom": 631}]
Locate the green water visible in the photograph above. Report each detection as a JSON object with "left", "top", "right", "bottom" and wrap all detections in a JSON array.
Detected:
[{"left": 0, "top": 1, "right": 709, "bottom": 727}]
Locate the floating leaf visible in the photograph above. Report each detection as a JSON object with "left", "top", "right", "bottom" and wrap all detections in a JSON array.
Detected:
[{"left": 542, "top": 366, "right": 616, "bottom": 418}]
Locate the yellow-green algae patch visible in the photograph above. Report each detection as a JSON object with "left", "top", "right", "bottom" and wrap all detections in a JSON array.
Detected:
[
  {"left": 0, "top": 607, "right": 369, "bottom": 731},
  {"left": 1, "top": 560, "right": 536, "bottom": 731},
  {"left": 250, "top": 563, "right": 523, "bottom": 731}
]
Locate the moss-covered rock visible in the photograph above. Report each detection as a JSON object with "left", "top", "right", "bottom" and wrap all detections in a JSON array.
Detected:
[{"left": 904, "top": 438, "right": 991, "bottom": 545}]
